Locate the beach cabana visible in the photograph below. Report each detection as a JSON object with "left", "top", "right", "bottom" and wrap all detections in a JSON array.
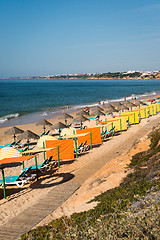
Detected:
[
  {"left": 120, "top": 112, "right": 139, "bottom": 125},
  {"left": 76, "top": 126, "right": 102, "bottom": 147},
  {"left": 45, "top": 139, "right": 74, "bottom": 166},
  {"left": 0, "top": 155, "right": 35, "bottom": 199},
  {"left": 5, "top": 126, "right": 24, "bottom": 141},
  {"left": 37, "top": 135, "right": 58, "bottom": 148},
  {"left": 36, "top": 119, "right": 52, "bottom": 134},
  {"left": 62, "top": 132, "right": 90, "bottom": 158}
]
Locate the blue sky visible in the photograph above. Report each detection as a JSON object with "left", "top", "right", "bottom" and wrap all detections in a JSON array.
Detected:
[{"left": 0, "top": 0, "right": 160, "bottom": 78}]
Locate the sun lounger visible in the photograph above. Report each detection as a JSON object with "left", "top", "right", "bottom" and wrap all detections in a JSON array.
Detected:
[
  {"left": 0, "top": 141, "right": 16, "bottom": 149},
  {"left": 102, "top": 127, "right": 115, "bottom": 139},
  {"left": 44, "top": 130, "right": 50, "bottom": 135},
  {"left": 74, "top": 142, "right": 84, "bottom": 154},
  {"left": 22, "top": 156, "right": 57, "bottom": 173},
  {"left": 0, "top": 167, "right": 35, "bottom": 188},
  {"left": 39, "top": 131, "right": 46, "bottom": 137},
  {"left": 13, "top": 140, "right": 21, "bottom": 149},
  {"left": 80, "top": 141, "right": 90, "bottom": 152}
]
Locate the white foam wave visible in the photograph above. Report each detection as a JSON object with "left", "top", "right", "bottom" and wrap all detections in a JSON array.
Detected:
[{"left": 0, "top": 113, "right": 19, "bottom": 124}]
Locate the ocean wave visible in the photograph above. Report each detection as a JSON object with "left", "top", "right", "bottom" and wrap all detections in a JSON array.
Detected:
[{"left": 0, "top": 113, "right": 19, "bottom": 124}]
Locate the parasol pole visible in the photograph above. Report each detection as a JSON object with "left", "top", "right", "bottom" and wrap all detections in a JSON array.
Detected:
[
  {"left": 1, "top": 169, "right": 6, "bottom": 199},
  {"left": 34, "top": 155, "right": 38, "bottom": 180},
  {"left": 43, "top": 141, "right": 45, "bottom": 160},
  {"left": 73, "top": 130, "right": 78, "bottom": 158},
  {"left": 120, "top": 118, "right": 122, "bottom": 132},
  {"left": 101, "top": 126, "right": 104, "bottom": 142},
  {"left": 43, "top": 125, "right": 46, "bottom": 134},
  {"left": 111, "top": 122, "right": 114, "bottom": 137},
  {"left": 90, "top": 132, "right": 92, "bottom": 150},
  {"left": 57, "top": 146, "right": 60, "bottom": 168},
  {"left": 22, "top": 152, "right": 25, "bottom": 169}
]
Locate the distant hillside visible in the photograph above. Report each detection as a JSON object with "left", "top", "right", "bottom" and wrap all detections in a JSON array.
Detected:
[{"left": 8, "top": 71, "right": 160, "bottom": 80}]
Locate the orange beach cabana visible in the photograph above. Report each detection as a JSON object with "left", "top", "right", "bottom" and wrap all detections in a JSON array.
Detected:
[
  {"left": 45, "top": 139, "right": 74, "bottom": 163},
  {"left": 0, "top": 155, "right": 35, "bottom": 199},
  {"left": 76, "top": 127, "right": 102, "bottom": 146}
]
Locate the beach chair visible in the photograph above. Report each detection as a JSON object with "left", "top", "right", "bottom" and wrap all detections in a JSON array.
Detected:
[
  {"left": 0, "top": 167, "right": 35, "bottom": 188},
  {"left": 103, "top": 127, "right": 115, "bottom": 139},
  {"left": 38, "top": 131, "right": 46, "bottom": 137},
  {"left": 79, "top": 141, "right": 90, "bottom": 153},
  {"left": 22, "top": 156, "right": 57, "bottom": 173},
  {"left": 13, "top": 140, "right": 21, "bottom": 149},
  {"left": 44, "top": 130, "right": 50, "bottom": 135},
  {"left": 0, "top": 141, "right": 16, "bottom": 149},
  {"left": 74, "top": 142, "right": 84, "bottom": 155}
]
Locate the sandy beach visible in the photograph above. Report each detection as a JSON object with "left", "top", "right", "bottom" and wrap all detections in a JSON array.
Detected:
[{"left": 0, "top": 96, "right": 160, "bottom": 232}]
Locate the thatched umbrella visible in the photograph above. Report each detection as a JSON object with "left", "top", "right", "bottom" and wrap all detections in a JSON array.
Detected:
[
  {"left": 136, "top": 100, "right": 147, "bottom": 106},
  {"left": 93, "top": 106, "right": 104, "bottom": 111},
  {"left": 36, "top": 119, "right": 52, "bottom": 132},
  {"left": 5, "top": 126, "right": 24, "bottom": 141},
  {"left": 125, "top": 100, "right": 137, "bottom": 107},
  {"left": 17, "top": 130, "right": 40, "bottom": 145},
  {"left": 73, "top": 115, "right": 89, "bottom": 128},
  {"left": 60, "top": 112, "right": 73, "bottom": 125},
  {"left": 51, "top": 122, "right": 68, "bottom": 138},
  {"left": 105, "top": 104, "right": 118, "bottom": 113},
  {"left": 76, "top": 110, "right": 90, "bottom": 116},
  {"left": 91, "top": 109, "right": 106, "bottom": 116}
]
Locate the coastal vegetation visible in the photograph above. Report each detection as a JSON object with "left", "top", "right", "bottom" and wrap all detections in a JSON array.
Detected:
[{"left": 21, "top": 128, "right": 160, "bottom": 239}]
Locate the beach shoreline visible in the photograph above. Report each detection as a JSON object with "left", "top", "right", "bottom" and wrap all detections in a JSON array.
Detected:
[{"left": 0, "top": 89, "right": 159, "bottom": 128}]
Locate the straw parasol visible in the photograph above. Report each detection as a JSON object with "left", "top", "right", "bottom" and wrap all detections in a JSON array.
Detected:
[
  {"left": 36, "top": 119, "right": 52, "bottom": 132},
  {"left": 51, "top": 121, "right": 68, "bottom": 138},
  {"left": 5, "top": 126, "right": 24, "bottom": 141},
  {"left": 113, "top": 102, "right": 129, "bottom": 111},
  {"left": 17, "top": 130, "right": 40, "bottom": 145},
  {"left": 0, "top": 146, "right": 21, "bottom": 161},
  {"left": 73, "top": 115, "right": 89, "bottom": 122},
  {"left": 73, "top": 115, "right": 89, "bottom": 128},
  {"left": 125, "top": 100, "right": 137, "bottom": 107},
  {"left": 60, "top": 112, "right": 73, "bottom": 125},
  {"left": 135, "top": 100, "right": 147, "bottom": 106},
  {"left": 76, "top": 110, "right": 90, "bottom": 116},
  {"left": 93, "top": 106, "right": 104, "bottom": 111},
  {"left": 91, "top": 109, "right": 106, "bottom": 116},
  {"left": 51, "top": 121, "right": 68, "bottom": 130},
  {"left": 105, "top": 104, "right": 118, "bottom": 113}
]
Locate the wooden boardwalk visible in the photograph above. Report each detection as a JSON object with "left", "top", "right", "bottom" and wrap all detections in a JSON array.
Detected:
[{"left": 0, "top": 182, "right": 80, "bottom": 240}]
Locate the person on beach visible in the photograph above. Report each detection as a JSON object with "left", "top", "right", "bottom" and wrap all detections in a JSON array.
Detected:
[
  {"left": 98, "top": 101, "right": 101, "bottom": 106},
  {"left": 84, "top": 107, "right": 90, "bottom": 114},
  {"left": 102, "top": 102, "right": 105, "bottom": 107},
  {"left": 124, "top": 97, "right": 126, "bottom": 101}
]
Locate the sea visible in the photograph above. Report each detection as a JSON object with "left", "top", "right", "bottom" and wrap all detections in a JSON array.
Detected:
[{"left": 0, "top": 78, "right": 160, "bottom": 127}]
